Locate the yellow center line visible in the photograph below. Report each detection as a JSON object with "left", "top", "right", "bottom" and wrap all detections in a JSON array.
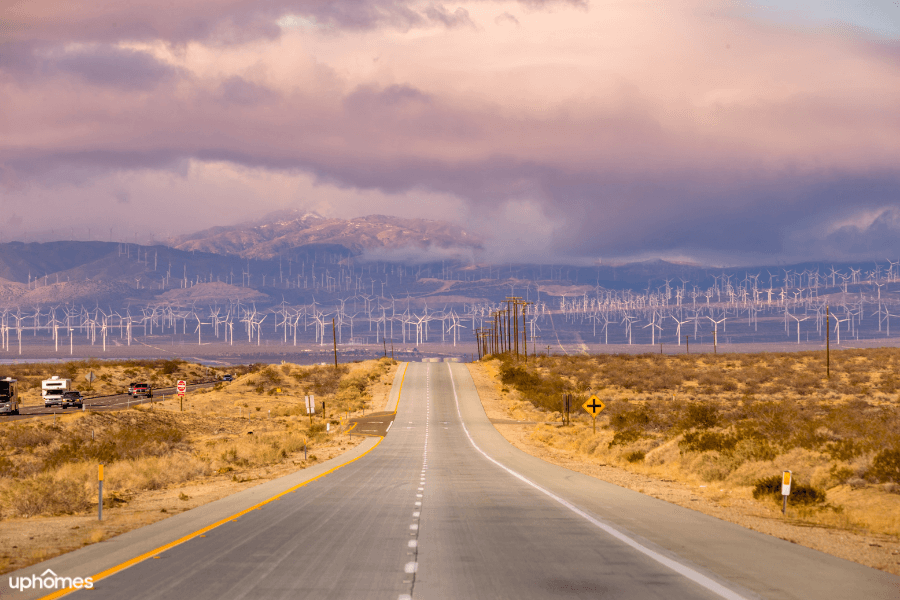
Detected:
[
  {"left": 392, "top": 362, "right": 408, "bottom": 415},
  {"left": 37, "top": 361, "right": 411, "bottom": 600}
]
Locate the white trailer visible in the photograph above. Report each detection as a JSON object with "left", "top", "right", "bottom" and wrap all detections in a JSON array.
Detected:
[{"left": 42, "top": 376, "right": 72, "bottom": 408}]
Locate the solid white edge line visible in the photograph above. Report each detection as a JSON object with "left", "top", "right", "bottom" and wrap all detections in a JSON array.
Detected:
[
  {"left": 446, "top": 363, "right": 748, "bottom": 600},
  {"left": 386, "top": 420, "right": 393, "bottom": 434}
]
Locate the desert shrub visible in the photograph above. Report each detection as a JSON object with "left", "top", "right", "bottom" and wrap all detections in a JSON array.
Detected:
[
  {"left": 609, "top": 405, "right": 652, "bottom": 430},
  {"left": 43, "top": 422, "right": 185, "bottom": 470},
  {"left": 339, "top": 374, "right": 368, "bottom": 395},
  {"left": 625, "top": 451, "right": 646, "bottom": 463},
  {"left": 847, "top": 372, "right": 869, "bottom": 386},
  {"left": 608, "top": 429, "right": 643, "bottom": 448},
  {"left": 679, "top": 403, "right": 718, "bottom": 430},
  {"left": 497, "top": 358, "right": 572, "bottom": 412},
  {"left": 499, "top": 362, "right": 543, "bottom": 389},
  {"left": 0, "top": 455, "right": 17, "bottom": 478},
  {"left": 876, "top": 374, "right": 900, "bottom": 394},
  {"left": 293, "top": 365, "right": 349, "bottom": 396},
  {"left": 825, "top": 439, "right": 864, "bottom": 461},
  {"left": 868, "top": 448, "right": 900, "bottom": 483},
  {"left": 791, "top": 372, "right": 822, "bottom": 395},
  {"left": 721, "top": 379, "right": 739, "bottom": 392},
  {"left": 593, "top": 355, "right": 686, "bottom": 393},
  {"left": 2, "top": 474, "right": 91, "bottom": 517},
  {"left": 260, "top": 368, "right": 282, "bottom": 385},
  {"left": 3, "top": 424, "right": 57, "bottom": 449},
  {"left": 679, "top": 431, "right": 739, "bottom": 454},
  {"left": 160, "top": 359, "right": 185, "bottom": 375},
  {"left": 752, "top": 475, "right": 826, "bottom": 506},
  {"left": 791, "top": 485, "right": 827, "bottom": 505},
  {"left": 697, "top": 369, "right": 727, "bottom": 388},
  {"left": 737, "top": 400, "right": 800, "bottom": 444},
  {"left": 732, "top": 437, "right": 779, "bottom": 462}
]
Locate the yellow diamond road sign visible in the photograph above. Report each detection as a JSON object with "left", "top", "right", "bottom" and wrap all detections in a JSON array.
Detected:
[{"left": 583, "top": 395, "right": 605, "bottom": 417}]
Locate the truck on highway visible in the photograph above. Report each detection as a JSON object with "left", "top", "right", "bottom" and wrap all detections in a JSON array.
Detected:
[
  {"left": 42, "top": 376, "right": 72, "bottom": 408},
  {"left": 132, "top": 383, "right": 152, "bottom": 399},
  {"left": 60, "top": 390, "right": 84, "bottom": 409},
  {"left": 0, "top": 377, "right": 19, "bottom": 415}
]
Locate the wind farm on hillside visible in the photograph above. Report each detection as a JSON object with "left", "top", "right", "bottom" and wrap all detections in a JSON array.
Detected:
[{"left": 4, "top": 235, "right": 900, "bottom": 362}]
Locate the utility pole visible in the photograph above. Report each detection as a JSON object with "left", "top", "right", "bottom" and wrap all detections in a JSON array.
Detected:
[
  {"left": 332, "top": 318, "right": 338, "bottom": 369},
  {"left": 493, "top": 312, "right": 500, "bottom": 355},
  {"left": 514, "top": 301, "right": 519, "bottom": 357},
  {"left": 506, "top": 299, "right": 512, "bottom": 355},
  {"left": 521, "top": 301, "right": 531, "bottom": 362}
]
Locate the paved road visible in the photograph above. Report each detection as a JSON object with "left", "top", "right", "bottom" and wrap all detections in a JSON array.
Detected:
[
  {"left": 13, "top": 361, "right": 900, "bottom": 599},
  {"left": 348, "top": 411, "right": 397, "bottom": 437},
  {"left": 3, "top": 381, "right": 218, "bottom": 422}
]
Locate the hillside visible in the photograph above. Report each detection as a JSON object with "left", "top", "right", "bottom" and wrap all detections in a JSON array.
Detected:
[{"left": 167, "top": 211, "right": 483, "bottom": 259}]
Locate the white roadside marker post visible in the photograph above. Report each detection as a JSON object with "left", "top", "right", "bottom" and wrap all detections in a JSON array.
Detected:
[{"left": 782, "top": 470, "right": 792, "bottom": 515}]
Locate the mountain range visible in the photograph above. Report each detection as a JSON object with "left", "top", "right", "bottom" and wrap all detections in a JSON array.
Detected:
[
  {"left": 0, "top": 212, "right": 884, "bottom": 309},
  {"left": 166, "top": 211, "right": 482, "bottom": 260}
]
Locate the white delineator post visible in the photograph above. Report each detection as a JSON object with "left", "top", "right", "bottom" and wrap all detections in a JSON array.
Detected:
[{"left": 782, "top": 470, "right": 792, "bottom": 515}]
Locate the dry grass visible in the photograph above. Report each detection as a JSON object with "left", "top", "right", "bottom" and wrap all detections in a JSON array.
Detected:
[
  {"left": 0, "top": 357, "right": 398, "bottom": 574},
  {"left": 487, "top": 350, "right": 900, "bottom": 538}
]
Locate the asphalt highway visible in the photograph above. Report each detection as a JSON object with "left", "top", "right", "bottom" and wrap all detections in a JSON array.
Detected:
[
  {"left": 13, "top": 361, "right": 900, "bottom": 599},
  {"left": 3, "top": 381, "right": 218, "bottom": 421}
]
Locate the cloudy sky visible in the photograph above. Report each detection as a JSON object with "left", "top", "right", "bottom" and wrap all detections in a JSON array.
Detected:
[{"left": 1, "top": 0, "right": 899, "bottom": 265}]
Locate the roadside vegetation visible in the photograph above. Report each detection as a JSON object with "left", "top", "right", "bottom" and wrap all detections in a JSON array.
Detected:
[
  {"left": 486, "top": 349, "right": 900, "bottom": 536},
  {"left": 0, "top": 357, "right": 397, "bottom": 574}
]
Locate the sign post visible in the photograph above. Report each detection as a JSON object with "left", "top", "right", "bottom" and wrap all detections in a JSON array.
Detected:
[
  {"left": 782, "top": 470, "right": 792, "bottom": 514},
  {"left": 582, "top": 394, "right": 606, "bottom": 434},
  {"left": 177, "top": 380, "right": 186, "bottom": 412},
  {"left": 86, "top": 371, "right": 96, "bottom": 392},
  {"left": 305, "top": 395, "right": 315, "bottom": 425}
]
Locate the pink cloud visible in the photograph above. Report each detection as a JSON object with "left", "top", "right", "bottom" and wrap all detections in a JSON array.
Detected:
[{"left": 1, "top": 1, "right": 899, "bottom": 262}]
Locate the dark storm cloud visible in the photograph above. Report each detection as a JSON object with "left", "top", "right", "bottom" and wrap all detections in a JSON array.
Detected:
[
  {"left": 53, "top": 46, "right": 181, "bottom": 91},
  {"left": 824, "top": 208, "right": 900, "bottom": 256}
]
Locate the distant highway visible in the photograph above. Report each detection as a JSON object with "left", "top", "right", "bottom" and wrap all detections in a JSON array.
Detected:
[
  {"left": 7, "top": 362, "right": 898, "bottom": 600},
  {"left": 4, "top": 381, "right": 218, "bottom": 422}
]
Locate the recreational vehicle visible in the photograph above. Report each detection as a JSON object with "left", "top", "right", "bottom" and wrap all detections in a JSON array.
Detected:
[
  {"left": 0, "top": 377, "right": 19, "bottom": 415},
  {"left": 42, "top": 376, "right": 72, "bottom": 408}
]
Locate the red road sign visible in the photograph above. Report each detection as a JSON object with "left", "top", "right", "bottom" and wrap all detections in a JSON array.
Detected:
[{"left": 177, "top": 380, "right": 186, "bottom": 395}]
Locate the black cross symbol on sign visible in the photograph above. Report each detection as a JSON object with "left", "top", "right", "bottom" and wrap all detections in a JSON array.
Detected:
[{"left": 583, "top": 395, "right": 605, "bottom": 416}]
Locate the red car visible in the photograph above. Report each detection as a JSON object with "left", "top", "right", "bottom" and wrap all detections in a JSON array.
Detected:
[{"left": 132, "top": 383, "right": 152, "bottom": 399}]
